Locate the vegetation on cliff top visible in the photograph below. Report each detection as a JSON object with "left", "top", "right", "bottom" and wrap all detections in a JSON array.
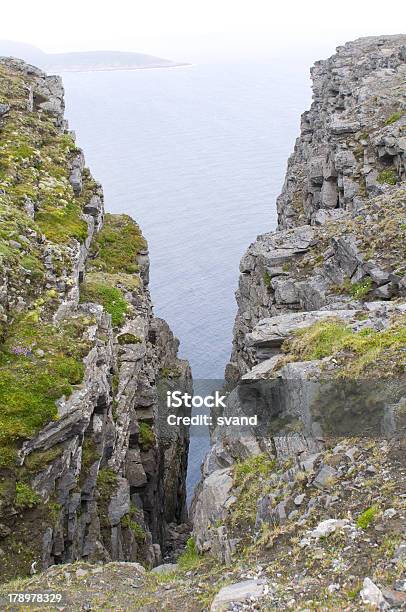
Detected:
[
  {"left": 89, "top": 213, "right": 146, "bottom": 274},
  {"left": 282, "top": 315, "right": 406, "bottom": 377},
  {"left": 0, "top": 64, "right": 87, "bottom": 248},
  {"left": 80, "top": 213, "right": 146, "bottom": 326}
]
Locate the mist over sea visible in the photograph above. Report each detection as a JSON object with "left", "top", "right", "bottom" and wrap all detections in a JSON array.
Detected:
[{"left": 62, "top": 60, "right": 311, "bottom": 496}]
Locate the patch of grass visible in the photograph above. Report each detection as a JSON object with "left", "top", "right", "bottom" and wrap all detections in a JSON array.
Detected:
[
  {"left": 24, "top": 445, "right": 63, "bottom": 472},
  {"left": 385, "top": 111, "right": 403, "bottom": 125},
  {"left": 0, "top": 315, "right": 90, "bottom": 467},
  {"left": 121, "top": 514, "right": 146, "bottom": 543},
  {"left": 376, "top": 168, "right": 398, "bottom": 185},
  {"left": 356, "top": 504, "right": 379, "bottom": 529},
  {"left": 96, "top": 468, "right": 119, "bottom": 539},
  {"left": 96, "top": 468, "right": 118, "bottom": 501},
  {"left": 333, "top": 278, "right": 373, "bottom": 301},
  {"left": 285, "top": 319, "right": 353, "bottom": 361},
  {"left": 46, "top": 499, "right": 61, "bottom": 525},
  {"left": 263, "top": 270, "right": 272, "bottom": 288},
  {"left": 81, "top": 437, "right": 100, "bottom": 471},
  {"left": 138, "top": 422, "right": 155, "bottom": 452},
  {"left": 160, "top": 366, "right": 181, "bottom": 379},
  {"left": 177, "top": 537, "right": 202, "bottom": 570},
  {"left": 283, "top": 316, "right": 406, "bottom": 377},
  {"left": 348, "top": 277, "right": 373, "bottom": 300},
  {"left": 36, "top": 201, "right": 88, "bottom": 243},
  {"left": 89, "top": 213, "right": 146, "bottom": 274},
  {"left": 117, "top": 333, "right": 142, "bottom": 345},
  {"left": 80, "top": 275, "right": 128, "bottom": 326},
  {"left": 232, "top": 454, "right": 276, "bottom": 527},
  {"left": 234, "top": 453, "right": 276, "bottom": 485},
  {"left": 14, "top": 482, "right": 41, "bottom": 510}
]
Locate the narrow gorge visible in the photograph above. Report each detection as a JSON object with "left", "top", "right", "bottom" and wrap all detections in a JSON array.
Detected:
[{"left": 1, "top": 35, "right": 406, "bottom": 611}]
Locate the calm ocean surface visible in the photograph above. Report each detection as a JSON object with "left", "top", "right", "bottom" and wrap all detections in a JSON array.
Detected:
[{"left": 62, "top": 60, "right": 311, "bottom": 495}]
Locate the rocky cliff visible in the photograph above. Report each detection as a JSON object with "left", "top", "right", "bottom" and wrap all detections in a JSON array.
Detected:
[
  {"left": 1, "top": 37, "right": 406, "bottom": 611},
  {"left": 0, "top": 58, "right": 191, "bottom": 583},
  {"left": 227, "top": 34, "right": 406, "bottom": 381},
  {"left": 189, "top": 35, "right": 406, "bottom": 609}
]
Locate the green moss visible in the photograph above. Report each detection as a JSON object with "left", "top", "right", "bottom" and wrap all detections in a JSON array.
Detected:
[
  {"left": 36, "top": 202, "right": 88, "bottom": 243},
  {"left": 377, "top": 169, "right": 398, "bottom": 185},
  {"left": 121, "top": 514, "right": 146, "bottom": 542},
  {"left": 14, "top": 482, "right": 41, "bottom": 510},
  {"left": 117, "top": 333, "right": 142, "bottom": 345},
  {"left": 97, "top": 468, "right": 118, "bottom": 500},
  {"left": 0, "top": 315, "right": 90, "bottom": 468},
  {"left": 138, "top": 422, "right": 155, "bottom": 451},
  {"left": 24, "top": 446, "right": 63, "bottom": 472},
  {"left": 385, "top": 111, "right": 403, "bottom": 125},
  {"left": 283, "top": 316, "right": 406, "bottom": 377},
  {"left": 80, "top": 275, "right": 128, "bottom": 326},
  {"left": 232, "top": 454, "right": 276, "bottom": 527},
  {"left": 263, "top": 271, "right": 272, "bottom": 288},
  {"left": 89, "top": 213, "right": 146, "bottom": 274},
  {"left": 177, "top": 537, "right": 202, "bottom": 570},
  {"left": 356, "top": 505, "right": 379, "bottom": 529}
]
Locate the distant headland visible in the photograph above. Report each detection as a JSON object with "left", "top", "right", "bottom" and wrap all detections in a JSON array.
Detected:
[{"left": 0, "top": 40, "right": 189, "bottom": 72}]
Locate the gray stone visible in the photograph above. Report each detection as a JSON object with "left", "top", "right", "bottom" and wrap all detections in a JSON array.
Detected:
[
  {"left": 0, "top": 103, "right": 10, "bottom": 116},
  {"left": 294, "top": 494, "right": 305, "bottom": 506},
  {"left": 313, "top": 465, "right": 338, "bottom": 489},
  {"left": 330, "top": 116, "right": 360, "bottom": 135},
  {"left": 321, "top": 179, "right": 338, "bottom": 208},
  {"left": 360, "top": 578, "right": 388, "bottom": 609},
  {"left": 151, "top": 563, "right": 178, "bottom": 574},
  {"left": 307, "top": 519, "right": 350, "bottom": 539},
  {"left": 393, "top": 543, "right": 406, "bottom": 562},
  {"left": 69, "top": 168, "right": 83, "bottom": 196},
  {"left": 210, "top": 580, "right": 267, "bottom": 611}
]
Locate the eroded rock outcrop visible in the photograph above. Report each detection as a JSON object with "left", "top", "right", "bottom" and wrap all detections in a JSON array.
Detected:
[
  {"left": 191, "top": 36, "right": 406, "bottom": 609},
  {"left": 227, "top": 34, "right": 406, "bottom": 381},
  {"left": 0, "top": 58, "right": 191, "bottom": 581}
]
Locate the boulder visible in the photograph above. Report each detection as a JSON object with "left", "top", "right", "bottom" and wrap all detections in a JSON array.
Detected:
[
  {"left": 360, "top": 578, "right": 388, "bottom": 609},
  {"left": 211, "top": 580, "right": 267, "bottom": 611}
]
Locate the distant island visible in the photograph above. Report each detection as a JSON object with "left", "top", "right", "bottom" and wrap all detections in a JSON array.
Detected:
[{"left": 0, "top": 40, "right": 189, "bottom": 72}]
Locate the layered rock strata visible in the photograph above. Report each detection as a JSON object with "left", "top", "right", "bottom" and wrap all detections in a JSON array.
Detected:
[
  {"left": 0, "top": 58, "right": 191, "bottom": 582},
  {"left": 192, "top": 34, "right": 406, "bottom": 579}
]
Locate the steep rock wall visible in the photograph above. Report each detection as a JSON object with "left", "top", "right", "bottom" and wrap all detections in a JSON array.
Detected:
[
  {"left": 0, "top": 58, "right": 191, "bottom": 581},
  {"left": 192, "top": 35, "right": 406, "bottom": 578},
  {"left": 226, "top": 34, "right": 406, "bottom": 382}
]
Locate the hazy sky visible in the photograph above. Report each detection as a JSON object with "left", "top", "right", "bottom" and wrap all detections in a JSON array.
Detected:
[{"left": 0, "top": 0, "right": 405, "bottom": 62}]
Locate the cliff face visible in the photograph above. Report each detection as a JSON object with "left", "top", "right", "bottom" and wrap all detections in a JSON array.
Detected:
[
  {"left": 189, "top": 35, "right": 406, "bottom": 609},
  {"left": 226, "top": 34, "right": 406, "bottom": 381},
  {"left": 0, "top": 58, "right": 191, "bottom": 582},
  {"left": 1, "top": 38, "right": 406, "bottom": 611}
]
